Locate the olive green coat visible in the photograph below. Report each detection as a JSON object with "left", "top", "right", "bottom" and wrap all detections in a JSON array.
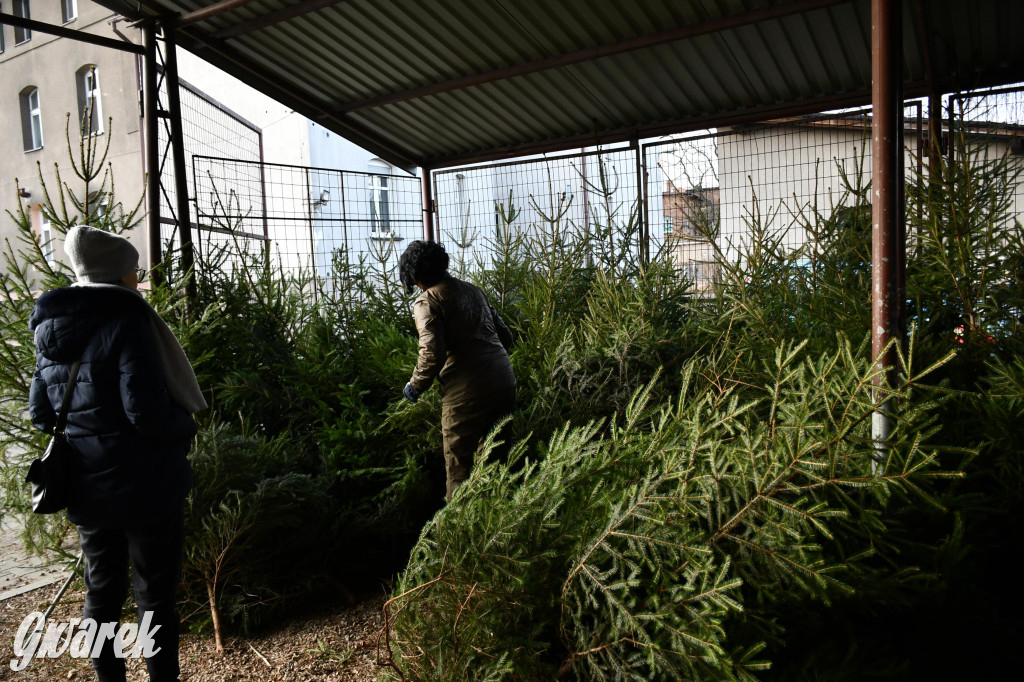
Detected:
[
  {"left": 408, "top": 275, "right": 516, "bottom": 499},
  {"left": 409, "top": 275, "right": 515, "bottom": 402}
]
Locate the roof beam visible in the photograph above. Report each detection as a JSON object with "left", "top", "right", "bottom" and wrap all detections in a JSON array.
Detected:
[
  {"left": 212, "top": 0, "right": 352, "bottom": 39},
  {"left": 419, "top": 63, "right": 1024, "bottom": 169},
  {"left": 424, "top": 87, "right": 879, "bottom": 168},
  {"left": 340, "top": 0, "right": 853, "bottom": 113},
  {"left": 167, "top": 31, "right": 419, "bottom": 171},
  {"left": 0, "top": 12, "right": 144, "bottom": 53},
  {"left": 176, "top": 0, "right": 264, "bottom": 27}
]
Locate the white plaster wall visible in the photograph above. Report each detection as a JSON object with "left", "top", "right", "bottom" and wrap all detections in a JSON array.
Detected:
[
  {"left": 433, "top": 147, "right": 638, "bottom": 273},
  {"left": 175, "top": 50, "right": 318, "bottom": 271},
  {"left": 0, "top": 4, "right": 146, "bottom": 271},
  {"left": 717, "top": 124, "right": 874, "bottom": 264},
  {"left": 175, "top": 50, "right": 310, "bottom": 168}
]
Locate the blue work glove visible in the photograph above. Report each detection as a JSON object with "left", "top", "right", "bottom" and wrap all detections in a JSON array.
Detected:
[{"left": 403, "top": 383, "right": 420, "bottom": 403}]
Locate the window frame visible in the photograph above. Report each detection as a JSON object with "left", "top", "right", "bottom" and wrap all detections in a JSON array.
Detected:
[
  {"left": 13, "top": 0, "right": 31, "bottom": 44},
  {"left": 77, "top": 66, "right": 104, "bottom": 136},
  {"left": 87, "top": 191, "right": 109, "bottom": 221},
  {"left": 38, "top": 210, "right": 54, "bottom": 264},
  {"left": 61, "top": 0, "right": 77, "bottom": 24},
  {"left": 367, "top": 162, "right": 392, "bottom": 235},
  {"left": 20, "top": 86, "right": 43, "bottom": 152}
]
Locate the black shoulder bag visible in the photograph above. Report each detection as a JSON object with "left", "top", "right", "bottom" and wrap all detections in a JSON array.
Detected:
[{"left": 25, "top": 361, "right": 81, "bottom": 514}]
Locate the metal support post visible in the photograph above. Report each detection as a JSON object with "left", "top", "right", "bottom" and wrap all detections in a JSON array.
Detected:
[
  {"left": 928, "top": 91, "right": 943, "bottom": 195},
  {"left": 947, "top": 95, "right": 956, "bottom": 165},
  {"left": 634, "top": 139, "right": 648, "bottom": 265},
  {"left": 581, "top": 149, "right": 591, "bottom": 234},
  {"left": 162, "top": 27, "right": 197, "bottom": 304},
  {"left": 896, "top": 91, "right": 907, "bottom": 349},
  {"left": 142, "top": 24, "right": 162, "bottom": 278},
  {"left": 304, "top": 168, "right": 319, "bottom": 303},
  {"left": 870, "top": 0, "right": 904, "bottom": 470},
  {"left": 422, "top": 167, "right": 435, "bottom": 242},
  {"left": 914, "top": 0, "right": 944, "bottom": 174}
]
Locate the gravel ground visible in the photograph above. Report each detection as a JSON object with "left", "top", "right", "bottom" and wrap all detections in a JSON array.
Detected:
[{"left": 0, "top": 583, "right": 390, "bottom": 681}]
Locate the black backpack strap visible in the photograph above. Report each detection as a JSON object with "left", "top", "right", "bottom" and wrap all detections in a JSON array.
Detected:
[{"left": 54, "top": 361, "right": 81, "bottom": 437}]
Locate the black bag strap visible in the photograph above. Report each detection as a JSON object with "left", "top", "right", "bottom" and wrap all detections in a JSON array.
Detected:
[{"left": 54, "top": 361, "right": 81, "bottom": 437}]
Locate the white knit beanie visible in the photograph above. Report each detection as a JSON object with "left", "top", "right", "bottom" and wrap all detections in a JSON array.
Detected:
[{"left": 65, "top": 226, "right": 139, "bottom": 283}]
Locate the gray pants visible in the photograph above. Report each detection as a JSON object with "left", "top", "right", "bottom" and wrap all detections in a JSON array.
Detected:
[{"left": 440, "top": 386, "right": 516, "bottom": 501}]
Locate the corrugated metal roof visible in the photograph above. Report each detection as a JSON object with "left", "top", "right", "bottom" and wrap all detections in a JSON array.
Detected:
[{"left": 90, "top": 0, "right": 1024, "bottom": 170}]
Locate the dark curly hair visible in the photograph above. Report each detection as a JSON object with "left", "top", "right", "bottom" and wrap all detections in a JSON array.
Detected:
[{"left": 399, "top": 240, "right": 450, "bottom": 294}]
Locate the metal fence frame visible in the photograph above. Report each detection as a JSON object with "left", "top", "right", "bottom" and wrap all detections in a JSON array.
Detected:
[
  {"left": 425, "top": 88, "right": 1020, "bottom": 290},
  {"left": 191, "top": 155, "right": 423, "bottom": 278},
  {"left": 173, "top": 84, "right": 1022, "bottom": 291},
  {"left": 157, "top": 74, "right": 265, "bottom": 255}
]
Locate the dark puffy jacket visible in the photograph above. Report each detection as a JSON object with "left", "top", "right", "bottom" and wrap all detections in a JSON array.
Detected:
[
  {"left": 409, "top": 274, "right": 515, "bottom": 403},
  {"left": 28, "top": 286, "right": 196, "bottom": 528}
]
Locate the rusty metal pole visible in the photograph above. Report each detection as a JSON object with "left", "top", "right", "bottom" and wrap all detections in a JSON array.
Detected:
[
  {"left": 914, "top": 0, "right": 943, "bottom": 176},
  {"left": 871, "top": 0, "right": 903, "bottom": 469},
  {"left": 634, "top": 139, "right": 648, "bottom": 265},
  {"left": 142, "top": 23, "right": 161, "bottom": 278},
  {"left": 896, "top": 89, "right": 907, "bottom": 351},
  {"left": 928, "top": 92, "right": 943, "bottom": 185},
  {"left": 422, "top": 167, "right": 435, "bottom": 241},
  {"left": 947, "top": 95, "right": 956, "bottom": 166},
  {"left": 896, "top": 161, "right": 906, "bottom": 350},
  {"left": 581, "top": 149, "right": 591, "bottom": 234},
  {"left": 162, "top": 27, "right": 197, "bottom": 305}
]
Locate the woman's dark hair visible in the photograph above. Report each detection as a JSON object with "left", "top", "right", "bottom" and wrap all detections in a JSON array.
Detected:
[{"left": 399, "top": 240, "right": 449, "bottom": 293}]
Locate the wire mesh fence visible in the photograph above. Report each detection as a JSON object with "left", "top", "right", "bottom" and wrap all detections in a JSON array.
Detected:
[
  {"left": 169, "top": 82, "right": 1023, "bottom": 296},
  {"left": 191, "top": 156, "right": 422, "bottom": 280},
  {"left": 432, "top": 146, "right": 642, "bottom": 277},
  {"left": 427, "top": 87, "right": 1022, "bottom": 296},
  {"left": 156, "top": 76, "right": 264, "bottom": 256},
  {"left": 953, "top": 85, "right": 1024, "bottom": 219},
  {"left": 641, "top": 107, "right": 917, "bottom": 293}
]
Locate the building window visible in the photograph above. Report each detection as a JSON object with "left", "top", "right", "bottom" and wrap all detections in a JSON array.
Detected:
[
  {"left": 61, "top": 0, "right": 76, "bottom": 23},
  {"left": 13, "top": 0, "right": 31, "bottom": 44},
  {"left": 38, "top": 211, "right": 53, "bottom": 263},
  {"left": 87, "top": 191, "right": 109, "bottom": 220},
  {"left": 368, "top": 162, "right": 391, "bottom": 234},
  {"left": 1, "top": 2, "right": 5, "bottom": 53},
  {"left": 20, "top": 86, "right": 43, "bottom": 151},
  {"left": 77, "top": 66, "right": 104, "bottom": 135}
]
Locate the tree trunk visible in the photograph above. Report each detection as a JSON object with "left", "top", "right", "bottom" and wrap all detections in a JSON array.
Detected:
[{"left": 207, "top": 581, "right": 224, "bottom": 655}]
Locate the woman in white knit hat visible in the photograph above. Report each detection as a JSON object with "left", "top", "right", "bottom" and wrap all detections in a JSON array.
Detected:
[{"left": 28, "top": 226, "right": 206, "bottom": 682}]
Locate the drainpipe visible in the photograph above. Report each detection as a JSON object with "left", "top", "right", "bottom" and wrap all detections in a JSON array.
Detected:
[
  {"left": 871, "top": 0, "right": 904, "bottom": 470},
  {"left": 142, "top": 23, "right": 161, "bottom": 280}
]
